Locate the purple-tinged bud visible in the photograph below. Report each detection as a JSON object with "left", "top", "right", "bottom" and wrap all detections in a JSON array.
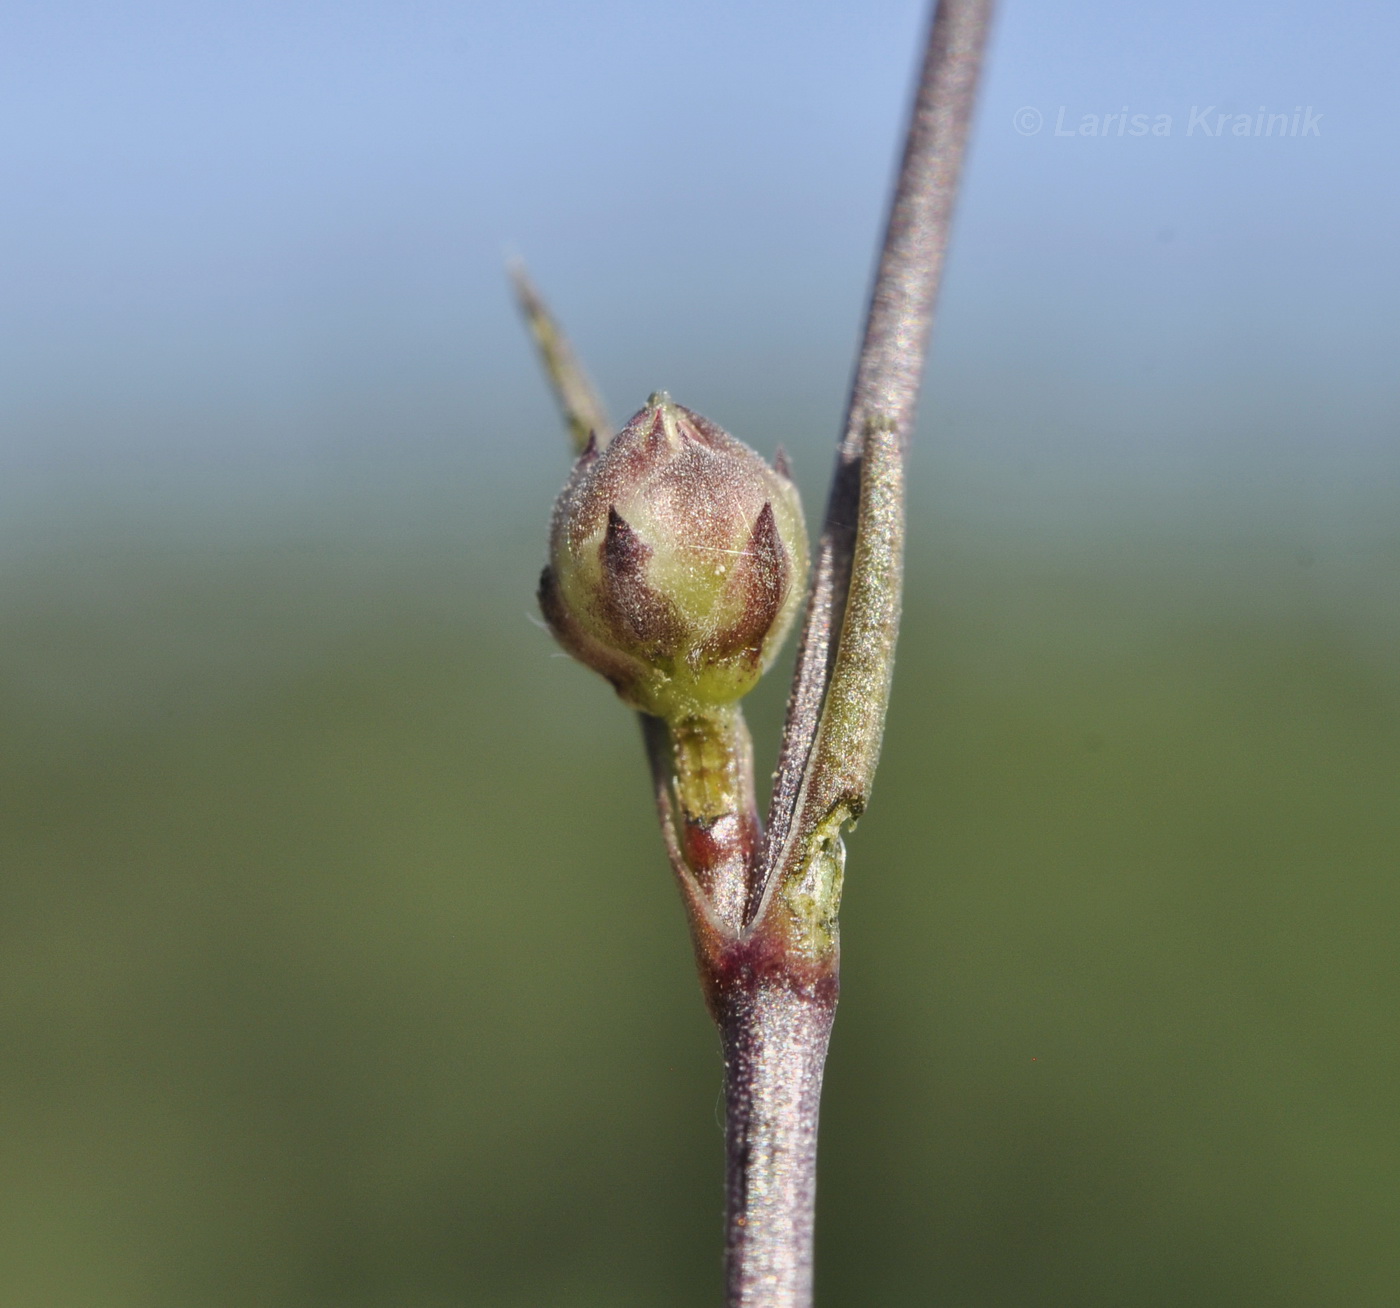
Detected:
[{"left": 539, "top": 393, "right": 808, "bottom": 720}]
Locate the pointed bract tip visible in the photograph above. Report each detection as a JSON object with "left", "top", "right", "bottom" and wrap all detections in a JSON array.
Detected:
[
  {"left": 639, "top": 397, "right": 688, "bottom": 455},
  {"left": 603, "top": 505, "right": 650, "bottom": 571},
  {"left": 506, "top": 257, "right": 539, "bottom": 310},
  {"left": 773, "top": 446, "right": 792, "bottom": 479}
]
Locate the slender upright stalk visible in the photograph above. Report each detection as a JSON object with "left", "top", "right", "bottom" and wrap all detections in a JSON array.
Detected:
[
  {"left": 518, "top": 2, "right": 994, "bottom": 1302},
  {"left": 766, "top": 0, "right": 996, "bottom": 874},
  {"left": 716, "top": 975, "right": 835, "bottom": 1306},
  {"left": 715, "top": 421, "right": 904, "bottom": 1308},
  {"left": 717, "top": 3, "right": 995, "bottom": 1302}
]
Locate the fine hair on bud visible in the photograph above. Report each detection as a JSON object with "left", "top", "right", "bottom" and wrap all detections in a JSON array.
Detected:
[{"left": 539, "top": 392, "right": 808, "bottom": 721}]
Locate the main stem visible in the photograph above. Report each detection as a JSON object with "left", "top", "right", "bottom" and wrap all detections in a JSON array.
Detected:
[
  {"left": 712, "top": 2, "right": 994, "bottom": 1303},
  {"left": 715, "top": 971, "right": 837, "bottom": 1308}
]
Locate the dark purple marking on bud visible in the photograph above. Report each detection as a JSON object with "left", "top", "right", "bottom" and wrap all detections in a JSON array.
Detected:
[
  {"left": 538, "top": 563, "right": 644, "bottom": 696},
  {"left": 600, "top": 507, "right": 682, "bottom": 649},
  {"left": 578, "top": 430, "right": 599, "bottom": 464},
  {"left": 773, "top": 446, "right": 792, "bottom": 480},
  {"left": 602, "top": 504, "right": 646, "bottom": 563},
  {"left": 711, "top": 501, "right": 788, "bottom": 660}
]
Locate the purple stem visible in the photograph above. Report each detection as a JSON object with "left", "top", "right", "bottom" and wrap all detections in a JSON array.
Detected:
[
  {"left": 716, "top": 967, "right": 837, "bottom": 1308},
  {"left": 721, "top": 1, "right": 996, "bottom": 1304},
  {"left": 763, "top": 0, "right": 996, "bottom": 890}
]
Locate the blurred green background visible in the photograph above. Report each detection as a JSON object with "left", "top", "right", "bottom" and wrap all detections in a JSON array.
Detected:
[
  {"left": 3, "top": 494, "right": 1396, "bottom": 1306},
  {"left": 4, "top": 0, "right": 1400, "bottom": 1303}
]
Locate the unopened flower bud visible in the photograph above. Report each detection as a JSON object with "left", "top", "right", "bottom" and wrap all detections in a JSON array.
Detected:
[{"left": 539, "top": 393, "right": 808, "bottom": 720}]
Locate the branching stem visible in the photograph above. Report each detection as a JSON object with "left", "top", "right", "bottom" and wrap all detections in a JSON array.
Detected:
[
  {"left": 722, "top": 2, "right": 994, "bottom": 1297},
  {"left": 517, "top": 2, "right": 994, "bottom": 1302}
]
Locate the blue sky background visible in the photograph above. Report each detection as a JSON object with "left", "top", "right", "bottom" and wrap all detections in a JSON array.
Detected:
[
  {"left": 1, "top": 0, "right": 1397, "bottom": 546},
  {"left": 3, "top": 11, "right": 1398, "bottom": 1301}
]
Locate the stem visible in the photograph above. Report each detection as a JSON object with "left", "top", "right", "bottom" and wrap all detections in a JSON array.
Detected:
[
  {"left": 721, "top": 5, "right": 995, "bottom": 1303},
  {"left": 668, "top": 706, "right": 762, "bottom": 934},
  {"left": 766, "top": 0, "right": 995, "bottom": 868},
  {"left": 518, "top": 5, "right": 996, "bottom": 1303},
  {"left": 715, "top": 965, "right": 837, "bottom": 1308}
]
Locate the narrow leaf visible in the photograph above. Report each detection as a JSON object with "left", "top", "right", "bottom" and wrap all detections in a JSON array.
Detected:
[{"left": 509, "top": 259, "right": 612, "bottom": 453}]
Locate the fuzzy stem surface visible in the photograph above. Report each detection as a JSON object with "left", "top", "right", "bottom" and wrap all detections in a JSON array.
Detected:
[
  {"left": 668, "top": 706, "right": 762, "bottom": 934},
  {"left": 715, "top": 971, "right": 837, "bottom": 1308},
  {"left": 766, "top": 0, "right": 995, "bottom": 876}
]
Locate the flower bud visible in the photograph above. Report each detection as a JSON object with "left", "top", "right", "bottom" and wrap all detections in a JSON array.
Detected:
[{"left": 539, "top": 393, "right": 808, "bottom": 720}]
